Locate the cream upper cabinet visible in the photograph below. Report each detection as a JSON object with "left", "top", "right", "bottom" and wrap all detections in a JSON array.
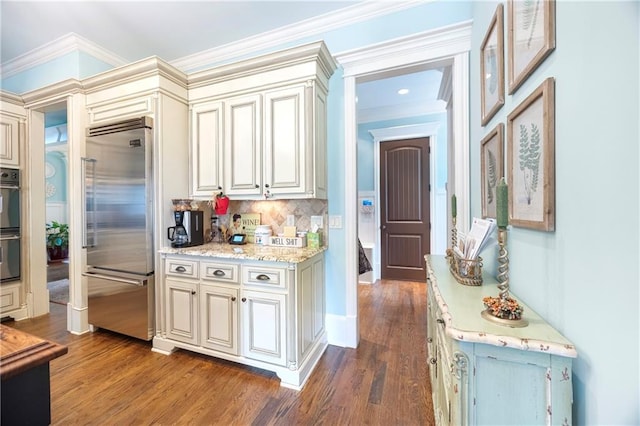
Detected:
[
  {"left": 0, "top": 112, "right": 23, "bottom": 168},
  {"left": 224, "top": 94, "right": 262, "bottom": 197},
  {"left": 191, "top": 101, "right": 224, "bottom": 197},
  {"left": 188, "top": 41, "right": 336, "bottom": 200}
]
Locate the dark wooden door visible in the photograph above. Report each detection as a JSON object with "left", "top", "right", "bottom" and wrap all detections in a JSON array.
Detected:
[{"left": 380, "top": 138, "right": 430, "bottom": 281}]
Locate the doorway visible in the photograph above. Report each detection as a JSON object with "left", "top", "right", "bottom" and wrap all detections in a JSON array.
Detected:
[
  {"left": 337, "top": 21, "right": 472, "bottom": 348},
  {"left": 379, "top": 137, "right": 430, "bottom": 281}
]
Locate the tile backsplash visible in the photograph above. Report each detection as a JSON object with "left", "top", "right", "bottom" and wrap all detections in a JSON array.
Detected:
[
  {"left": 230, "top": 199, "right": 328, "bottom": 236},
  {"left": 202, "top": 199, "right": 328, "bottom": 244}
]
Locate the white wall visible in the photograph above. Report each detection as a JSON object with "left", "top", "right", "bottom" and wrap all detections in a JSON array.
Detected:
[{"left": 470, "top": 2, "right": 639, "bottom": 424}]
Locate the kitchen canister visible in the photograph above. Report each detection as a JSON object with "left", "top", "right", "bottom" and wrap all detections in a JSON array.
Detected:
[{"left": 254, "top": 225, "right": 272, "bottom": 245}]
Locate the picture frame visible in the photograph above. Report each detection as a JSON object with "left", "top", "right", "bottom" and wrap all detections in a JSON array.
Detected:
[
  {"left": 480, "top": 3, "right": 505, "bottom": 126},
  {"left": 507, "top": 77, "right": 555, "bottom": 231},
  {"left": 507, "top": 0, "right": 556, "bottom": 94},
  {"left": 480, "top": 123, "right": 504, "bottom": 219}
]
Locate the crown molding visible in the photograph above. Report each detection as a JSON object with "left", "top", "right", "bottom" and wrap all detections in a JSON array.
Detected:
[
  {"left": 171, "top": 0, "right": 430, "bottom": 72},
  {"left": 20, "top": 79, "right": 84, "bottom": 108},
  {"left": 335, "top": 20, "right": 472, "bottom": 77},
  {"left": 1, "top": 33, "right": 128, "bottom": 79},
  {"left": 82, "top": 56, "right": 188, "bottom": 94},
  {"left": 0, "top": 90, "right": 24, "bottom": 106}
]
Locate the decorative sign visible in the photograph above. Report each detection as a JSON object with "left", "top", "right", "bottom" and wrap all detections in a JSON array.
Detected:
[{"left": 269, "top": 236, "right": 307, "bottom": 248}]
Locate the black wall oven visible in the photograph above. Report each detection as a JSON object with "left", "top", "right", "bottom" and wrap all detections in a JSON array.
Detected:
[{"left": 1, "top": 167, "right": 20, "bottom": 282}]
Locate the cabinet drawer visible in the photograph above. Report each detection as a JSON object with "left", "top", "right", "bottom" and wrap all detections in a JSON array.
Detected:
[
  {"left": 201, "top": 262, "right": 239, "bottom": 284},
  {"left": 242, "top": 265, "right": 287, "bottom": 290},
  {"left": 165, "top": 258, "right": 199, "bottom": 279}
]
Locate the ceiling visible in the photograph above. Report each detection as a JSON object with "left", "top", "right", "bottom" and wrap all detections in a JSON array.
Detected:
[{"left": 1, "top": 1, "right": 445, "bottom": 125}]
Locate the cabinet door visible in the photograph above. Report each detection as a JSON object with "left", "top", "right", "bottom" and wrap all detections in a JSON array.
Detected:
[
  {"left": 263, "top": 85, "right": 306, "bottom": 196},
  {"left": 0, "top": 113, "right": 21, "bottom": 167},
  {"left": 165, "top": 278, "right": 198, "bottom": 345},
  {"left": 224, "top": 94, "right": 262, "bottom": 196},
  {"left": 241, "top": 290, "right": 287, "bottom": 366},
  {"left": 200, "top": 284, "right": 238, "bottom": 355},
  {"left": 191, "top": 101, "right": 224, "bottom": 196}
]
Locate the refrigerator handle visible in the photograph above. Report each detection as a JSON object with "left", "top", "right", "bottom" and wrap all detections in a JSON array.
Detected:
[
  {"left": 83, "top": 271, "right": 147, "bottom": 287},
  {"left": 82, "top": 157, "right": 97, "bottom": 248}
]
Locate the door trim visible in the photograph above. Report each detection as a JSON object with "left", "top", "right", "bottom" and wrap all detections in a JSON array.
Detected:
[{"left": 336, "top": 20, "right": 471, "bottom": 348}]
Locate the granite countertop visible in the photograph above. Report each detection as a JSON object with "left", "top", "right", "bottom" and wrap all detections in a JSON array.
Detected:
[{"left": 159, "top": 243, "right": 327, "bottom": 264}]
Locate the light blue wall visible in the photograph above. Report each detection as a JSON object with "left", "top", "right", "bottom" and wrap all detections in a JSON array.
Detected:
[
  {"left": 470, "top": 2, "right": 639, "bottom": 424},
  {"left": 1, "top": 51, "right": 114, "bottom": 93},
  {"left": 357, "top": 113, "right": 448, "bottom": 191}
]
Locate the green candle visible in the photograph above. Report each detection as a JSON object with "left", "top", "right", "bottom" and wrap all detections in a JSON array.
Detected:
[
  {"left": 451, "top": 194, "right": 457, "bottom": 218},
  {"left": 496, "top": 177, "right": 508, "bottom": 228}
]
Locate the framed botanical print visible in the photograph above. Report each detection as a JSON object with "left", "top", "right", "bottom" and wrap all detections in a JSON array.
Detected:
[
  {"left": 480, "top": 3, "right": 505, "bottom": 126},
  {"left": 507, "top": 77, "right": 555, "bottom": 231},
  {"left": 481, "top": 123, "right": 504, "bottom": 219},
  {"left": 507, "top": 0, "right": 556, "bottom": 94}
]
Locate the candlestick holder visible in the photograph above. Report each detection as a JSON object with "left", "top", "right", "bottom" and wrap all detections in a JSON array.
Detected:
[
  {"left": 481, "top": 228, "right": 528, "bottom": 327},
  {"left": 451, "top": 216, "right": 458, "bottom": 250}
]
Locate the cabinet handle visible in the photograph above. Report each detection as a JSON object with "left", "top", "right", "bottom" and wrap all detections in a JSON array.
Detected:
[
  {"left": 241, "top": 297, "right": 247, "bottom": 303},
  {"left": 256, "top": 274, "right": 270, "bottom": 281},
  {"left": 231, "top": 296, "right": 236, "bottom": 302},
  {"left": 429, "top": 357, "right": 437, "bottom": 365},
  {"left": 213, "top": 269, "right": 225, "bottom": 277},
  {"left": 175, "top": 266, "right": 187, "bottom": 273}
]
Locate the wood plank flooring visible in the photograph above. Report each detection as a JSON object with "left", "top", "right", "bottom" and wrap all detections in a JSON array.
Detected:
[{"left": 7, "top": 280, "right": 434, "bottom": 425}]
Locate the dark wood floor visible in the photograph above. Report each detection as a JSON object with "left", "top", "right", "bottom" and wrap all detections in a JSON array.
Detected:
[{"left": 8, "top": 280, "right": 434, "bottom": 425}]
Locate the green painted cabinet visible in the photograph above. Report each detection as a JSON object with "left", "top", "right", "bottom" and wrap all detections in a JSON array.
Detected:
[{"left": 426, "top": 255, "right": 576, "bottom": 425}]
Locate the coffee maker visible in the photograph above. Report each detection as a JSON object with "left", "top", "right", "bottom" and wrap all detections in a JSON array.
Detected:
[{"left": 167, "top": 210, "right": 205, "bottom": 248}]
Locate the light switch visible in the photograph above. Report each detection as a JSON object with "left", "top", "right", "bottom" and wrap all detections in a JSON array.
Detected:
[{"left": 329, "top": 215, "right": 343, "bottom": 229}]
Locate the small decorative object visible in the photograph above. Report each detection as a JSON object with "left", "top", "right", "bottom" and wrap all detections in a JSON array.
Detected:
[
  {"left": 447, "top": 248, "right": 483, "bottom": 286},
  {"left": 507, "top": 0, "right": 556, "bottom": 94},
  {"left": 480, "top": 123, "right": 504, "bottom": 219},
  {"left": 482, "top": 179, "right": 528, "bottom": 327},
  {"left": 480, "top": 3, "right": 505, "bottom": 125},
  {"left": 507, "top": 77, "right": 555, "bottom": 231},
  {"left": 46, "top": 221, "right": 69, "bottom": 263},
  {"left": 213, "top": 192, "right": 229, "bottom": 215}
]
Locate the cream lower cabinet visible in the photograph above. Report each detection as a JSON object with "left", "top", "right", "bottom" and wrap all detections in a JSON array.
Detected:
[
  {"left": 426, "top": 255, "right": 577, "bottom": 425},
  {"left": 154, "top": 252, "right": 327, "bottom": 390}
]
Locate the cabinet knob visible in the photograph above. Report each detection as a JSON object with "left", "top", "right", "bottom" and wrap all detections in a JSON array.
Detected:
[
  {"left": 436, "top": 318, "right": 445, "bottom": 326},
  {"left": 191, "top": 290, "right": 196, "bottom": 295},
  {"left": 217, "top": 186, "right": 222, "bottom": 190},
  {"left": 231, "top": 296, "right": 236, "bottom": 302},
  {"left": 255, "top": 184, "right": 259, "bottom": 188},
  {"left": 427, "top": 337, "right": 433, "bottom": 343},
  {"left": 241, "top": 297, "right": 247, "bottom": 303},
  {"left": 429, "top": 357, "right": 437, "bottom": 365},
  {"left": 265, "top": 184, "right": 270, "bottom": 188}
]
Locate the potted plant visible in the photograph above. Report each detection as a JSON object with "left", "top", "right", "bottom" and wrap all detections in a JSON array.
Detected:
[{"left": 46, "top": 221, "right": 69, "bottom": 263}]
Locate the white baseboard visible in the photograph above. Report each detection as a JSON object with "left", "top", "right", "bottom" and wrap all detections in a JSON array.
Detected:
[
  {"left": 326, "top": 313, "right": 359, "bottom": 348},
  {"left": 67, "top": 303, "right": 90, "bottom": 335}
]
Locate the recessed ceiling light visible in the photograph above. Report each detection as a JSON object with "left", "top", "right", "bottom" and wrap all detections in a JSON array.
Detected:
[{"left": 398, "top": 88, "right": 409, "bottom": 95}]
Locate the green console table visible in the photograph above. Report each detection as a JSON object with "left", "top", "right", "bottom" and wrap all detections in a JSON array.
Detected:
[{"left": 425, "top": 255, "right": 577, "bottom": 425}]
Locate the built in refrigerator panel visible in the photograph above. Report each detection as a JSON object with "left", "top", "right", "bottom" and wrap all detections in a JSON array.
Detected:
[{"left": 86, "top": 127, "right": 153, "bottom": 275}]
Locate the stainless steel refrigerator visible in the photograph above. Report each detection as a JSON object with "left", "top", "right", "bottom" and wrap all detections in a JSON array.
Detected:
[{"left": 83, "top": 116, "right": 154, "bottom": 340}]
